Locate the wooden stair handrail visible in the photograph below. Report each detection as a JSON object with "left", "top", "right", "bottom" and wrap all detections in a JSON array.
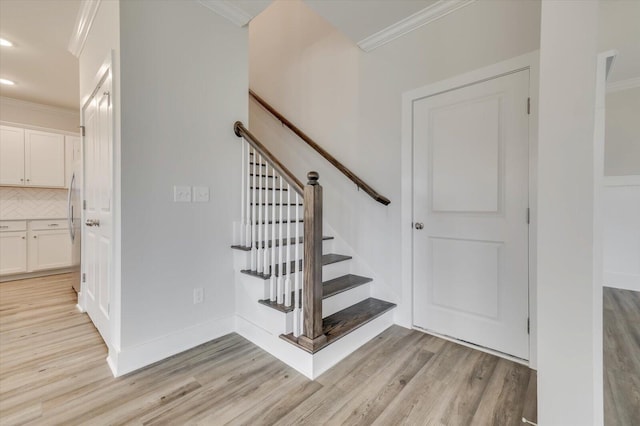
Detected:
[
  {"left": 249, "top": 90, "right": 391, "bottom": 206},
  {"left": 234, "top": 121, "right": 304, "bottom": 195}
]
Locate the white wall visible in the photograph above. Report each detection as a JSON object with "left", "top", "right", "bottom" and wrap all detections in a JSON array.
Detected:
[
  {"left": 117, "top": 0, "right": 247, "bottom": 366},
  {"left": 603, "top": 177, "right": 640, "bottom": 292},
  {"left": 536, "top": 1, "right": 602, "bottom": 424},
  {"left": 0, "top": 97, "right": 79, "bottom": 133},
  {"left": 605, "top": 87, "right": 640, "bottom": 176},
  {"left": 249, "top": 0, "right": 541, "bottom": 324}
]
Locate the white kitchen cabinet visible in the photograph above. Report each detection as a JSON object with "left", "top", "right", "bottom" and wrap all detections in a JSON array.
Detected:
[
  {"left": 25, "top": 129, "right": 65, "bottom": 187},
  {"left": 28, "top": 220, "right": 72, "bottom": 272},
  {"left": 0, "top": 126, "right": 25, "bottom": 185},
  {"left": 0, "top": 125, "right": 66, "bottom": 188},
  {"left": 0, "top": 221, "right": 28, "bottom": 275}
]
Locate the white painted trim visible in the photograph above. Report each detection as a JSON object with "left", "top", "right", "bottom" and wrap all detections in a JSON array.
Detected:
[
  {"left": 0, "top": 268, "right": 78, "bottom": 283},
  {"left": 607, "top": 76, "right": 640, "bottom": 93},
  {"left": 413, "top": 326, "right": 529, "bottom": 366},
  {"left": 400, "top": 51, "right": 540, "bottom": 368},
  {"left": 107, "top": 315, "right": 235, "bottom": 377},
  {"left": 0, "top": 120, "right": 80, "bottom": 137},
  {"left": 0, "top": 97, "right": 79, "bottom": 116},
  {"left": 604, "top": 175, "right": 640, "bottom": 186},
  {"left": 68, "top": 0, "right": 101, "bottom": 58},
  {"left": 357, "top": 0, "right": 476, "bottom": 52},
  {"left": 197, "top": 0, "right": 253, "bottom": 27}
]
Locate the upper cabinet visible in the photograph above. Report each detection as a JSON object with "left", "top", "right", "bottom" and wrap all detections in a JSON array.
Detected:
[{"left": 0, "top": 125, "right": 67, "bottom": 188}]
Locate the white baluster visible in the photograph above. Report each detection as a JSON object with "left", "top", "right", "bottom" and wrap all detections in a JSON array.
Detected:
[
  {"left": 284, "top": 185, "right": 292, "bottom": 307},
  {"left": 245, "top": 141, "right": 251, "bottom": 248},
  {"left": 293, "top": 192, "right": 301, "bottom": 337},
  {"left": 277, "top": 176, "right": 284, "bottom": 305},
  {"left": 270, "top": 170, "right": 277, "bottom": 302},
  {"left": 263, "top": 164, "right": 270, "bottom": 279},
  {"left": 256, "top": 154, "right": 264, "bottom": 274},
  {"left": 240, "top": 139, "right": 245, "bottom": 246},
  {"left": 250, "top": 148, "right": 257, "bottom": 271}
]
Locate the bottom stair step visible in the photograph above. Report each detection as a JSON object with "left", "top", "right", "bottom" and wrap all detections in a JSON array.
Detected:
[
  {"left": 258, "top": 274, "right": 372, "bottom": 313},
  {"left": 280, "top": 297, "right": 396, "bottom": 354}
]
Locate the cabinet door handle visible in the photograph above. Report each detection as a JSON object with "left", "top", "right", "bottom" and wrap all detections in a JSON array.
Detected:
[
  {"left": 48, "top": 224, "right": 59, "bottom": 227},
  {"left": 22, "top": 236, "right": 25, "bottom": 239},
  {"left": 0, "top": 225, "right": 8, "bottom": 229},
  {"left": 33, "top": 235, "right": 37, "bottom": 239}
]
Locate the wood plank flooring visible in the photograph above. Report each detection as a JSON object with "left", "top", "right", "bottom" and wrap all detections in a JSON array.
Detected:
[
  {"left": 604, "top": 286, "right": 640, "bottom": 425},
  {"left": 0, "top": 273, "right": 538, "bottom": 425}
]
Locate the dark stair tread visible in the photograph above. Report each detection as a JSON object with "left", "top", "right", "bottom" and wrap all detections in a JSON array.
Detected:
[
  {"left": 280, "top": 298, "right": 396, "bottom": 353},
  {"left": 250, "top": 186, "right": 288, "bottom": 191},
  {"left": 231, "top": 236, "right": 333, "bottom": 251},
  {"left": 251, "top": 203, "right": 303, "bottom": 206},
  {"left": 241, "top": 253, "right": 352, "bottom": 279},
  {"left": 254, "top": 219, "right": 303, "bottom": 225},
  {"left": 258, "top": 274, "right": 373, "bottom": 313}
]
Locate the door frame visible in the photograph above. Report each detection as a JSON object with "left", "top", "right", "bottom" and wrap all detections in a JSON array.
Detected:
[
  {"left": 78, "top": 51, "right": 120, "bottom": 371},
  {"left": 399, "top": 51, "right": 540, "bottom": 368}
]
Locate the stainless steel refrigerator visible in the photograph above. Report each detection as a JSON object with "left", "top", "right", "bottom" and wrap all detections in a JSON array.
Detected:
[{"left": 67, "top": 138, "right": 82, "bottom": 292}]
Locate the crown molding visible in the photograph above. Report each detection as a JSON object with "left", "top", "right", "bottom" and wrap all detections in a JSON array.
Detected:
[
  {"left": 607, "top": 76, "right": 640, "bottom": 93},
  {"left": 197, "top": 0, "right": 253, "bottom": 27},
  {"left": 0, "top": 97, "right": 79, "bottom": 116},
  {"left": 68, "top": 0, "right": 101, "bottom": 58},
  {"left": 357, "top": 0, "right": 476, "bottom": 52}
]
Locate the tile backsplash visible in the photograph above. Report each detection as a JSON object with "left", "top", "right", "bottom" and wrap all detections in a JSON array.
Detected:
[{"left": 0, "top": 187, "right": 68, "bottom": 219}]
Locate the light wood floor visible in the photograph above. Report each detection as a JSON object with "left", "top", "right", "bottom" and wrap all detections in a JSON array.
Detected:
[
  {"left": 604, "top": 286, "right": 640, "bottom": 425},
  {"left": 0, "top": 273, "right": 538, "bottom": 425}
]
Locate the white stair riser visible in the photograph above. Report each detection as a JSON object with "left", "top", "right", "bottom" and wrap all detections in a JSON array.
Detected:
[
  {"left": 235, "top": 273, "right": 292, "bottom": 335},
  {"left": 322, "top": 260, "right": 351, "bottom": 281},
  {"left": 322, "top": 282, "right": 370, "bottom": 318}
]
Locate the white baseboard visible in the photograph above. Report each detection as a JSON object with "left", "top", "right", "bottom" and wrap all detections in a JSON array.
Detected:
[
  {"left": 604, "top": 272, "right": 640, "bottom": 292},
  {"left": 108, "top": 315, "right": 235, "bottom": 377}
]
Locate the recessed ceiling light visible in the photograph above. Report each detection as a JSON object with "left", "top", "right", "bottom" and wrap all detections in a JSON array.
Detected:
[
  {"left": 0, "top": 38, "right": 13, "bottom": 47},
  {"left": 0, "top": 78, "right": 16, "bottom": 86}
]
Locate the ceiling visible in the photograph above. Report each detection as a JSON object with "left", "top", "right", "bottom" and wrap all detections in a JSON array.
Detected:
[
  {"left": 0, "top": 0, "right": 81, "bottom": 111},
  {"left": 305, "top": 0, "right": 438, "bottom": 44},
  {"left": 0, "top": 0, "right": 637, "bottom": 113}
]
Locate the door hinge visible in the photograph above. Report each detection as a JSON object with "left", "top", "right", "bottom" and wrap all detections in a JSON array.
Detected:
[
  {"left": 527, "top": 317, "right": 530, "bottom": 335},
  {"left": 82, "top": 273, "right": 86, "bottom": 283},
  {"left": 526, "top": 207, "right": 530, "bottom": 224},
  {"left": 79, "top": 125, "right": 85, "bottom": 137},
  {"left": 527, "top": 97, "right": 531, "bottom": 115},
  {"left": 83, "top": 200, "right": 87, "bottom": 210}
]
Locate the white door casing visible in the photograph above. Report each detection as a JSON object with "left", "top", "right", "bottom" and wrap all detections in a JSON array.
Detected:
[
  {"left": 412, "top": 69, "right": 530, "bottom": 360},
  {"left": 82, "top": 69, "right": 114, "bottom": 346}
]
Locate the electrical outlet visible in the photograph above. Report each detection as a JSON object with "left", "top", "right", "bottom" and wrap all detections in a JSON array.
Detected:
[
  {"left": 174, "top": 185, "right": 191, "bottom": 202},
  {"left": 193, "top": 186, "right": 210, "bottom": 202},
  {"left": 193, "top": 288, "right": 204, "bottom": 304}
]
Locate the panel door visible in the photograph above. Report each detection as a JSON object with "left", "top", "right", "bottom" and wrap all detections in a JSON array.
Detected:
[
  {"left": 25, "top": 130, "right": 65, "bottom": 187},
  {"left": 412, "top": 70, "right": 530, "bottom": 359},
  {"left": 0, "top": 231, "right": 27, "bottom": 274},
  {"left": 0, "top": 125, "right": 25, "bottom": 186},
  {"left": 28, "top": 229, "right": 72, "bottom": 271},
  {"left": 82, "top": 71, "right": 113, "bottom": 345}
]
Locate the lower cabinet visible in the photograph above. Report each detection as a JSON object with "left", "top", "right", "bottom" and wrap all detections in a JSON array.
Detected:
[
  {"left": 0, "top": 223, "right": 28, "bottom": 274},
  {"left": 0, "top": 220, "right": 72, "bottom": 276}
]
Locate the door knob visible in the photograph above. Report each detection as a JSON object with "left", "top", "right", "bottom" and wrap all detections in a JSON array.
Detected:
[{"left": 414, "top": 222, "right": 424, "bottom": 230}]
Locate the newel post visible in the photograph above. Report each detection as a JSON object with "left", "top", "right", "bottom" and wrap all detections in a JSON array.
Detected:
[{"left": 298, "top": 171, "right": 327, "bottom": 351}]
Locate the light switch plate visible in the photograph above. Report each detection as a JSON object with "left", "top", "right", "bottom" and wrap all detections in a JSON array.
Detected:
[
  {"left": 174, "top": 185, "right": 191, "bottom": 202},
  {"left": 193, "top": 186, "right": 210, "bottom": 202}
]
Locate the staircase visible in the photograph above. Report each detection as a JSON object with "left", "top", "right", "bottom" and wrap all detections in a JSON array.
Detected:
[{"left": 231, "top": 119, "right": 396, "bottom": 379}]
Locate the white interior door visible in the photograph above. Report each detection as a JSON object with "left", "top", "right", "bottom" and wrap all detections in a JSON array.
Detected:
[
  {"left": 412, "top": 70, "right": 530, "bottom": 360},
  {"left": 82, "top": 71, "right": 113, "bottom": 345}
]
